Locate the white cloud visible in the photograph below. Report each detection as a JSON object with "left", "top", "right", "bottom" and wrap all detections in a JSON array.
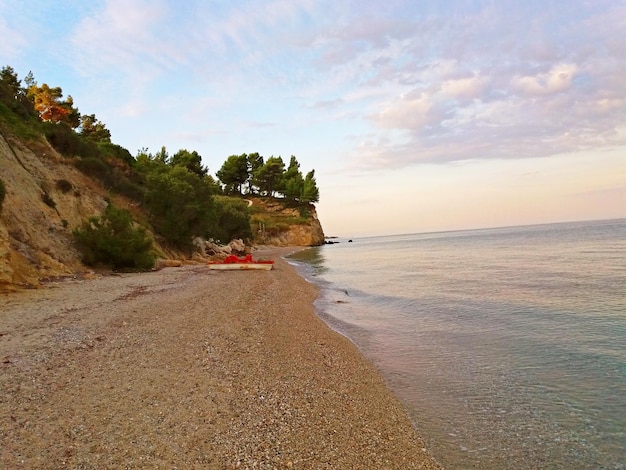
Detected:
[{"left": 441, "top": 75, "right": 490, "bottom": 100}]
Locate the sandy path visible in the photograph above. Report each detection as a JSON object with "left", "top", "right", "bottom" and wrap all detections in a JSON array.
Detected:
[{"left": 0, "top": 249, "right": 440, "bottom": 469}]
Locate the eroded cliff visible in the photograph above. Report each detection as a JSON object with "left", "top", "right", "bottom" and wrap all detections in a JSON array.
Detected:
[
  {"left": 0, "top": 132, "right": 325, "bottom": 290},
  {"left": 0, "top": 132, "right": 110, "bottom": 289}
]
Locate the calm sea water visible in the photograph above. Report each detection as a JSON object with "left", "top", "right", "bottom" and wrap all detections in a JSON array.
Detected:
[{"left": 287, "top": 219, "right": 626, "bottom": 469}]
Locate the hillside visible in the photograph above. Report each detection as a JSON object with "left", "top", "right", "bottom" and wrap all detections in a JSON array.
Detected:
[{"left": 0, "top": 130, "right": 324, "bottom": 291}]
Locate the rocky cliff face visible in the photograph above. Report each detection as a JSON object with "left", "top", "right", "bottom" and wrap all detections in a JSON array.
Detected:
[
  {"left": 249, "top": 197, "right": 325, "bottom": 247},
  {"left": 261, "top": 213, "right": 325, "bottom": 247},
  {"left": 0, "top": 132, "right": 110, "bottom": 290},
  {"left": 0, "top": 132, "right": 325, "bottom": 290}
]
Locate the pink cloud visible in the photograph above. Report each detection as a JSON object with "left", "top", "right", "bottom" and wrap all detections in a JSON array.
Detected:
[{"left": 512, "top": 64, "right": 578, "bottom": 96}]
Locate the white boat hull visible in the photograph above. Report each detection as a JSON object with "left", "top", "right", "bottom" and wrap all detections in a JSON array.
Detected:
[{"left": 207, "top": 263, "right": 273, "bottom": 271}]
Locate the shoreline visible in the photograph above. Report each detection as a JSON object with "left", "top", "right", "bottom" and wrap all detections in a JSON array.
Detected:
[{"left": 0, "top": 249, "right": 440, "bottom": 468}]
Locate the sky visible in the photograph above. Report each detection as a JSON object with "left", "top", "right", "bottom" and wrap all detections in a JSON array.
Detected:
[{"left": 1, "top": 0, "right": 625, "bottom": 237}]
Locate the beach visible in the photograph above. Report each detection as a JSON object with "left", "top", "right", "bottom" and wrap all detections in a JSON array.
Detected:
[{"left": 0, "top": 248, "right": 440, "bottom": 469}]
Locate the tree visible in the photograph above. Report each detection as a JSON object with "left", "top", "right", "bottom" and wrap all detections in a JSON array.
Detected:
[
  {"left": 0, "top": 66, "right": 36, "bottom": 118},
  {"left": 216, "top": 154, "right": 249, "bottom": 195},
  {"left": 27, "top": 83, "right": 80, "bottom": 127},
  {"left": 253, "top": 156, "right": 285, "bottom": 196},
  {"left": 24, "top": 71, "right": 35, "bottom": 88},
  {"left": 0, "top": 66, "right": 22, "bottom": 97},
  {"left": 283, "top": 155, "right": 304, "bottom": 202},
  {"left": 135, "top": 146, "right": 172, "bottom": 177},
  {"left": 79, "top": 114, "right": 111, "bottom": 142},
  {"left": 63, "top": 95, "right": 81, "bottom": 128},
  {"left": 143, "top": 165, "right": 217, "bottom": 248},
  {"left": 171, "top": 149, "right": 207, "bottom": 177},
  {"left": 246, "top": 152, "right": 264, "bottom": 194},
  {"left": 213, "top": 197, "right": 253, "bottom": 242},
  {"left": 301, "top": 169, "right": 319, "bottom": 203},
  {"left": 153, "top": 146, "right": 169, "bottom": 164}
]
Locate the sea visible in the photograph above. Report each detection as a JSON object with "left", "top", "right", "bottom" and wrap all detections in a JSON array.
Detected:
[{"left": 286, "top": 219, "right": 626, "bottom": 470}]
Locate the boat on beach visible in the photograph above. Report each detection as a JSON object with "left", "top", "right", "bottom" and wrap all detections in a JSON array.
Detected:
[{"left": 207, "top": 254, "right": 274, "bottom": 271}]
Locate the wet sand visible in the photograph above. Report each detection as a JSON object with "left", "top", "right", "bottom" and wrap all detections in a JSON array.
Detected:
[{"left": 0, "top": 248, "right": 440, "bottom": 469}]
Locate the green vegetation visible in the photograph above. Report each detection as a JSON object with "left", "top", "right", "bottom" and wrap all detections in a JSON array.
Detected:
[
  {"left": 143, "top": 162, "right": 217, "bottom": 248},
  {"left": 0, "top": 66, "right": 41, "bottom": 140},
  {"left": 0, "top": 64, "right": 321, "bottom": 252},
  {"left": 218, "top": 153, "right": 319, "bottom": 203},
  {"left": 214, "top": 196, "right": 253, "bottom": 242},
  {"left": 248, "top": 198, "right": 312, "bottom": 239},
  {"left": 73, "top": 204, "right": 155, "bottom": 270}
]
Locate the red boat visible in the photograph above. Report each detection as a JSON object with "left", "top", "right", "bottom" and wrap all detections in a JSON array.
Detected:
[{"left": 207, "top": 254, "right": 274, "bottom": 270}]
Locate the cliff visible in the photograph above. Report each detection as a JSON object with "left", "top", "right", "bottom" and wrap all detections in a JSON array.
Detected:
[
  {"left": 248, "top": 197, "right": 325, "bottom": 247},
  {"left": 0, "top": 131, "right": 108, "bottom": 289},
  {"left": 0, "top": 132, "right": 324, "bottom": 291}
]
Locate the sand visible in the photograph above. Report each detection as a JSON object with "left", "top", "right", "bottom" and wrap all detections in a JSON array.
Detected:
[{"left": 0, "top": 248, "right": 441, "bottom": 469}]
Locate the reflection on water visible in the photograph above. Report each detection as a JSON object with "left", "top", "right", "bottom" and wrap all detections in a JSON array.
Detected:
[
  {"left": 288, "top": 220, "right": 626, "bottom": 470},
  {"left": 289, "top": 246, "right": 329, "bottom": 276}
]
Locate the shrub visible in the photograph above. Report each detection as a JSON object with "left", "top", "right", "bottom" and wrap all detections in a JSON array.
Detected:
[
  {"left": 73, "top": 204, "right": 155, "bottom": 270},
  {"left": 213, "top": 197, "right": 252, "bottom": 242},
  {"left": 97, "top": 142, "right": 135, "bottom": 166},
  {"left": 0, "top": 178, "right": 5, "bottom": 210},
  {"left": 44, "top": 122, "right": 99, "bottom": 158},
  {"left": 74, "top": 156, "right": 111, "bottom": 182},
  {"left": 56, "top": 179, "right": 73, "bottom": 193},
  {"left": 144, "top": 166, "right": 217, "bottom": 248},
  {"left": 0, "top": 101, "right": 41, "bottom": 141},
  {"left": 111, "top": 177, "right": 145, "bottom": 202}
]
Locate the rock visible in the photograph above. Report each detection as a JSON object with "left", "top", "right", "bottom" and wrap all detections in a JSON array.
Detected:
[
  {"left": 228, "top": 238, "right": 246, "bottom": 254},
  {"left": 192, "top": 236, "right": 207, "bottom": 257},
  {"left": 155, "top": 259, "right": 183, "bottom": 269}
]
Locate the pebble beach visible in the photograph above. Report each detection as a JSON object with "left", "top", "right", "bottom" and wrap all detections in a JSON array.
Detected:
[{"left": 0, "top": 248, "right": 440, "bottom": 469}]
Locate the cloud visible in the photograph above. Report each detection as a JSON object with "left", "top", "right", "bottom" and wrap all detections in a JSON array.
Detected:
[
  {"left": 372, "top": 90, "right": 444, "bottom": 130},
  {"left": 512, "top": 64, "right": 578, "bottom": 96},
  {"left": 0, "top": 1, "right": 45, "bottom": 60},
  {"left": 69, "top": 0, "right": 175, "bottom": 76},
  {"left": 309, "top": 98, "right": 344, "bottom": 109},
  {"left": 441, "top": 75, "right": 490, "bottom": 100},
  {"left": 334, "top": 2, "right": 626, "bottom": 169},
  {"left": 12, "top": 0, "right": 625, "bottom": 174},
  {"left": 0, "top": 16, "right": 27, "bottom": 58}
]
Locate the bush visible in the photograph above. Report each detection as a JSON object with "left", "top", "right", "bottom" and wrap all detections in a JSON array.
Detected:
[
  {"left": 0, "top": 101, "right": 41, "bottom": 141},
  {"left": 213, "top": 197, "right": 252, "bottom": 242},
  {"left": 73, "top": 204, "right": 155, "bottom": 270},
  {"left": 74, "top": 156, "right": 112, "bottom": 182},
  {"left": 111, "top": 177, "right": 145, "bottom": 202},
  {"left": 0, "top": 178, "right": 5, "bottom": 211},
  {"left": 97, "top": 142, "right": 135, "bottom": 166},
  {"left": 56, "top": 179, "right": 73, "bottom": 193},
  {"left": 44, "top": 122, "right": 99, "bottom": 158},
  {"left": 144, "top": 166, "right": 217, "bottom": 248}
]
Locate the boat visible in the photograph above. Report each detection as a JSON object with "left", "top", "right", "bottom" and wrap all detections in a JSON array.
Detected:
[{"left": 207, "top": 254, "right": 274, "bottom": 271}]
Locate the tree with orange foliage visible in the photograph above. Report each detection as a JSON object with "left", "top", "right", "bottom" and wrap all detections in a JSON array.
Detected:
[{"left": 27, "top": 82, "right": 80, "bottom": 127}]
